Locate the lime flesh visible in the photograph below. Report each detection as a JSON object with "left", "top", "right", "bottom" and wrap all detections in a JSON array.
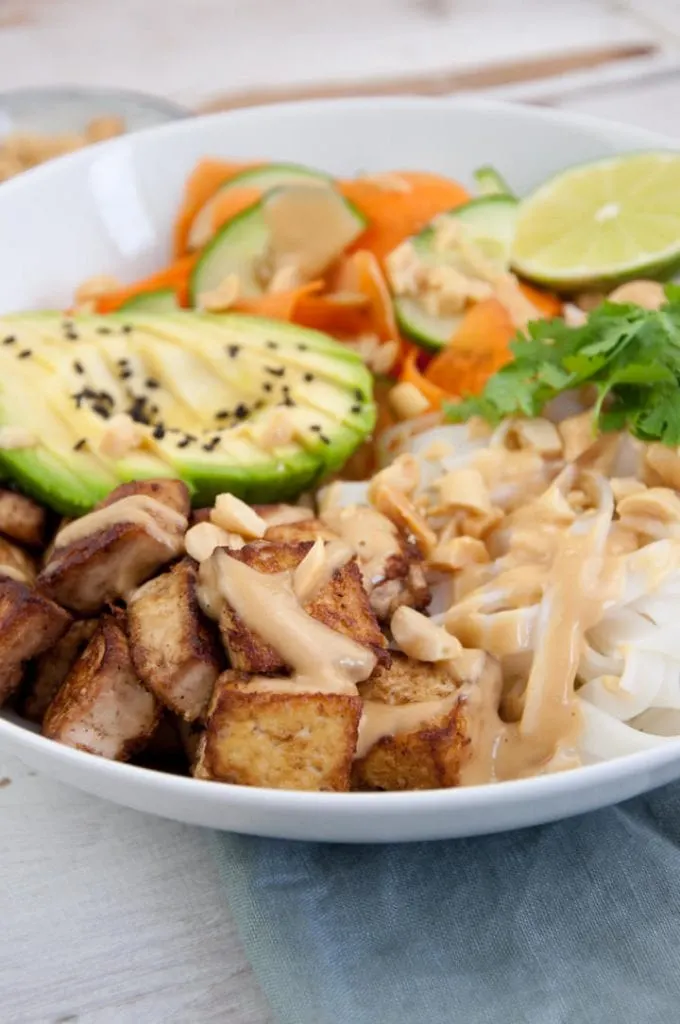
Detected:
[{"left": 511, "top": 151, "right": 680, "bottom": 290}]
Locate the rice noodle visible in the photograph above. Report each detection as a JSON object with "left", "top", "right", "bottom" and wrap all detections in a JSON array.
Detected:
[{"left": 375, "top": 414, "right": 680, "bottom": 769}]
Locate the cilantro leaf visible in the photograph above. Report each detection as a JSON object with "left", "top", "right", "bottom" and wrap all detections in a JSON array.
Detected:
[{"left": 446, "top": 292, "right": 680, "bottom": 448}]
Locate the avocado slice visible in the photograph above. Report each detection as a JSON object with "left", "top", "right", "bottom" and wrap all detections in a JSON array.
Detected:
[{"left": 0, "top": 312, "right": 375, "bottom": 513}]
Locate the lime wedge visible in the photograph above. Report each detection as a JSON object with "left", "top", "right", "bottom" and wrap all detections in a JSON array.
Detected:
[{"left": 511, "top": 151, "right": 680, "bottom": 290}]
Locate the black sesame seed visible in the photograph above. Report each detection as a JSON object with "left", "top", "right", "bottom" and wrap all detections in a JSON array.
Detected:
[
  {"left": 71, "top": 390, "right": 85, "bottom": 408},
  {"left": 202, "top": 437, "right": 220, "bottom": 452},
  {"left": 297, "top": 343, "right": 308, "bottom": 351},
  {"left": 227, "top": 344, "right": 240, "bottom": 358},
  {"left": 215, "top": 409, "right": 229, "bottom": 420},
  {"left": 265, "top": 340, "right": 278, "bottom": 350},
  {"left": 152, "top": 424, "right": 166, "bottom": 440},
  {"left": 122, "top": 324, "right": 133, "bottom": 334},
  {"left": 82, "top": 387, "right": 98, "bottom": 399},
  {"left": 145, "top": 377, "right": 159, "bottom": 389},
  {"left": 253, "top": 400, "right": 265, "bottom": 411},
  {"left": 119, "top": 368, "right": 133, "bottom": 380},
  {"left": 17, "top": 349, "right": 32, "bottom": 359},
  {"left": 262, "top": 382, "right": 273, "bottom": 393},
  {"left": 73, "top": 438, "right": 87, "bottom": 451},
  {"left": 265, "top": 366, "right": 285, "bottom": 377},
  {"left": 65, "top": 330, "right": 79, "bottom": 341},
  {"left": 177, "top": 437, "right": 191, "bottom": 449},
  {"left": 303, "top": 373, "right": 314, "bottom": 383},
  {"left": 2, "top": 335, "right": 16, "bottom": 345},
  {"left": 96, "top": 326, "right": 112, "bottom": 335},
  {"left": 234, "top": 403, "right": 249, "bottom": 420},
  {"left": 73, "top": 360, "right": 85, "bottom": 375},
  {"left": 117, "top": 357, "right": 130, "bottom": 366},
  {"left": 98, "top": 391, "right": 114, "bottom": 405},
  {"left": 127, "top": 396, "right": 150, "bottom": 424},
  {"left": 351, "top": 404, "right": 362, "bottom": 414},
  {"left": 319, "top": 433, "right": 331, "bottom": 445},
  {"left": 92, "top": 404, "right": 111, "bottom": 419},
  {"left": 282, "top": 395, "right": 295, "bottom": 408},
  {"left": 354, "top": 388, "right": 363, "bottom": 401},
  {"left": 310, "top": 424, "right": 322, "bottom": 433}
]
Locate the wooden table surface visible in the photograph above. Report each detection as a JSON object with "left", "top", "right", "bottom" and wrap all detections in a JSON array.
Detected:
[{"left": 1, "top": 2, "right": 680, "bottom": 1022}]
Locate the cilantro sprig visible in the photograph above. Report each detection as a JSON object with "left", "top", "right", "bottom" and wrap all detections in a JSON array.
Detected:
[{"left": 446, "top": 285, "right": 680, "bottom": 446}]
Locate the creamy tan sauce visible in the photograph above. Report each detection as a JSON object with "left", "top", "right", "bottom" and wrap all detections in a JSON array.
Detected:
[
  {"left": 54, "top": 495, "right": 187, "bottom": 552},
  {"left": 293, "top": 538, "right": 353, "bottom": 604},
  {"left": 355, "top": 696, "right": 460, "bottom": 760},
  {"left": 322, "top": 505, "right": 402, "bottom": 588},
  {"left": 198, "top": 549, "right": 376, "bottom": 694}
]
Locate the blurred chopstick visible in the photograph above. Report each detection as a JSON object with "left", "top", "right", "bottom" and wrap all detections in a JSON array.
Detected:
[{"left": 197, "top": 42, "right": 656, "bottom": 113}]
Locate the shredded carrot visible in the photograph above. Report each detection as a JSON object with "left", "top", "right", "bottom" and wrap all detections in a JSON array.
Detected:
[
  {"left": 340, "top": 172, "right": 470, "bottom": 263},
  {"left": 424, "top": 298, "right": 515, "bottom": 397},
  {"left": 399, "top": 346, "right": 447, "bottom": 410},
  {"left": 519, "top": 281, "right": 563, "bottom": 319},
  {"left": 173, "top": 159, "right": 261, "bottom": 256},
  {"left": 234, "top": 281, "right": 324, "bottom": 322},
  {"left": 294, "top": 293, "right": 372, "bottom": 337},
  {"left": 333, "top": 250, "right": 399, "bottom": 341},
  {"left": 95, "top": 254, "right": 198, "bottom": 313}
]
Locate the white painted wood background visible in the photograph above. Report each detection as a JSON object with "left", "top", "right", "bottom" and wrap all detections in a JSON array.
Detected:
[{"left": 1, "top": 2, "right": 680, "bottom": 1023}]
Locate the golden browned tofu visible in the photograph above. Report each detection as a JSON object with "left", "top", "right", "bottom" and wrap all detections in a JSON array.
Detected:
[
  {"left": 23, "top": 618, "right": 98, "bottom": 722},
  {"left": 0, "top": 535, "right": 36, "bottom": 583},
  {"left": 218, "top": 541, "right": 388, "bottom": 673},
  {"left": 264, "top": 517, "right": 339, "bottom": 544},
  {"left": 98, "top": 478, "right": 190, "bottom": 517},
  {"left": 38, "top": 479, "right": 189, "bottom": 614},
  {"left": 43, "top": 613, "right": 159, "bottom": 760},
  {"left": 195, "top": 672, "right": 362, "bottom": 791},
  {"left": 369, "top": 541, "right": 430, "bottom": 622},
  {"left": 352, "top": 700, "right": 469, "bottom": 791},
  {"left": 0, "top": 577, "right": 71, "bottom": 705},
  {"left": 359, "top": 653, "right": 460, "bottom": 704},
  {"left": 128, "top": 558, "right": 222, "bottom": 721},
  {"left": 0, "top": 488, "right": 47, "bottom": 548},
  {"left": 135, "top": 712, "right": 188, "bottom": 773}
]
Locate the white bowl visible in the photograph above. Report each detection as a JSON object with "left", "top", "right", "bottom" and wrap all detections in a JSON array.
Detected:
[{"left": 1, "top": 97, "right": 679, "bottom": 843}]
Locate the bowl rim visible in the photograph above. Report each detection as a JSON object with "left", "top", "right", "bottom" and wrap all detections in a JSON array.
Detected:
[
  {"left": 0, "top": 84, "right": 189, "bottom": 120},
  {"left": 1, "top": 94, "right": 679, "bottom": 817}
]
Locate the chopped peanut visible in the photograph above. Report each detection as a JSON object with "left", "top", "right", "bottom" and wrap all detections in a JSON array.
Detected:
[
  {"left": 197, "top": 274, "right": 241, "bottom": 312},
  {"left": 368, "top": 454, "right": 420, "bottom": 499},
  {"left": 98, "top": 413, "right": 145, "bottom": 459},
  {"left": 211, "top": 493, "right": 267, "bottom": 539},
  {"left": 75, "top": 274, "right": 123, "bottom": 305},
  {"left": 372, "top": 483, "right": 437, "bottom": 554},
  {"left": 428, "top": 536, "right": 489, "bottom": 572},
  {"left": 388, "top": 381, "right": 430, "bottom": 421},
  {"left": 391, "top": 606, "right": 462, "bottom": 662},
  {"left": 185, "top": 521, "right": 237, "bottom": 562}
]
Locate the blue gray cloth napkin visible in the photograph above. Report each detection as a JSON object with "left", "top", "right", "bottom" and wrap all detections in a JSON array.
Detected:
[{"left": 214, "top": 784, "right": 680, "bottom": 1024}]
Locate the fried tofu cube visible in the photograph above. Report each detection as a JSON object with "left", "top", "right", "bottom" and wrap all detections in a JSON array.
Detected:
[
  {"left": 358, "top": 652, "right": 460, "bottom": 704},
  {"left": 43, "top": 613, "right": 159, "bottom": 760},
  {"left": 368, "top": 540, "right": 430, "bottom": 621},
  {"left": 23, "top": 618, "right": 98, "bottom": 722},
  {"left": 99, "top": 479, "right": 190, "bottom": 517},
  {"left": 264, "top": 517, "right": 339, "bottom": 544},
  {"left": 0, "top": 577, "right": 71, "bottom": 705},
  {"left": 127, "top": 558, "right": 222, "bottom": 721},
  {"left": 218, "top": 541, "right": 388, "bottom": 673},
  {"left": 195, "top": 671, "right": 362, "bottom": 791},
  {"left": 38, "top": 479, "right": 189, "bottom": 614},
  {"left": 351, "top": 700, "right": 468, "bottom": 790},
  {"left": 0, "top": 488, "right": 47, "bottom": 548},
  {"left": 353, "top": 653, "right": 468, "bottom": 791}
]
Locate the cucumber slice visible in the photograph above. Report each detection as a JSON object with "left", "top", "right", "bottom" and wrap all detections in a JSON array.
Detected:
[
  {"left": 190, "top": 187, "right": 366, "bottom": 306},
  {"left": 120, "top": 288, "right": 179, "bottom": 313},
  {"left": 392, "top": 194, "right": 519, "bottom": 351},
  {"left": 473, "top": 165, "right": 514, "bottom": 198},
  {"left": 187, "top": 162, "right": 332, "bottom": 251}
]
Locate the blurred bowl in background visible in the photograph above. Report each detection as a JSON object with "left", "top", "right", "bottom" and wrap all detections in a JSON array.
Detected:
[{"left": 0, "top": 86, "right": 189, "bottom": 179}]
